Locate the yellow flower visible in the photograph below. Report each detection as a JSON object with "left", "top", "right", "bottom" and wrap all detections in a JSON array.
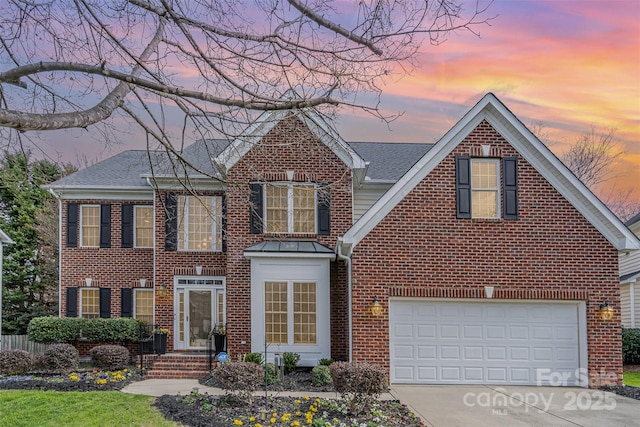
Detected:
[
  {"left": 281, "top": 413, "right": 291, "bottom": 422},
  {"left": 249, "top": 416, "right": 255, "bottom": 422},
  {"left": 255, "top": 424, "right": 263, "bottom": 427},
  {"left": 270, "top": 417, "right": 276, "bottom": 424},
  {"left": 68, "top": 374, "right": 79, "bottom": 382},
  {"left": 294, "top": 399, "right": 301, "bottom": 404},
  {"left": 295, "top": 411, "right": 301, "bottom": 416},
  {"left": 291, "top": 422, "right": 301, "bottom": 427},
  {"left": 304, "top": 396, "right": 310, "bottom": 400},
  {"left": 272, "top": 413, "right": 278, "bottom": 417},
  {"left": 96, "top": 378, "right": 107, "bottom": 385},
  {"left": 233, "top": 420, "right": 243, "bottom": 426}
]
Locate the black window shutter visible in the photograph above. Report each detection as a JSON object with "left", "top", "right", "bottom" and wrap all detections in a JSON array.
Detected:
[
  {"left": 67, "top": 203, "right": 78, "bottom": 247},
  {"left": 66, "top": 287, "right": 78, "bottom": 317},
  {"left": 121, "top": 288, "right": 133, "bottom": 318},
  {"left": 221, "top": 195, "right": 227, "bottom": 252},
  {"left": 99, "top": 288, "right": 111, "bottom": 318},
  {"left": 317, "top": 183, "right": 330, "bottom": 235},
  {"left": 456, "top": 156, "right": 472, "bottom": 219},
  {"left": 164, "top": 193, "right": 178, "bottom": 251},
  {"left": 99, "top": 204, "right": 111, "bottom": 248},
  {"left": 249, "top": 183, "right": 264, "bottom": 234},
  {"left": 503, "top": 157, "right": 519, "bottom": 220},
  {"left": 121, "top": 204, "right": 134, "bottom": 248}
]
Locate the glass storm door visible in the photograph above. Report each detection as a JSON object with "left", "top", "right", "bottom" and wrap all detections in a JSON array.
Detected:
[{"left": 174, "top": 277, "right": 225, "bottom": 350}]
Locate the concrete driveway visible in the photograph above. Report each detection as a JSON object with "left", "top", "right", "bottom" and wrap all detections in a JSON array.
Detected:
[{"left": 390, "top": 385, "right": 639, "bottom": 427}]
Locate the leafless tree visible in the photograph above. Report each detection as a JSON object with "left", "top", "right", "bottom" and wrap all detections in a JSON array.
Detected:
[
  {"left": 532, "top": 123, "right": 639, "bottom": 222},
  {"left": 0, "top": 0, "right": 492, "bottom": 164}
]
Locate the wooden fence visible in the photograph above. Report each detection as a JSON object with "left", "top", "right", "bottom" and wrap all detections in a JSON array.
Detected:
[{"left": 0, "top": 335, "right": 51, "bottom": 354}]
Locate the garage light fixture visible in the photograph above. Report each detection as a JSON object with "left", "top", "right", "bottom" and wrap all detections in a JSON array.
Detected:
[
  {"left": 369, "top": 297, "right": 383, "bottom": 317},
  {"left": 598, "top": 300, "right": 614, "bottom": 321}
]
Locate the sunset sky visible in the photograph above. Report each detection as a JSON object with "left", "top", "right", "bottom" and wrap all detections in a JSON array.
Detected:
[{"left": 30, "top": 0, "right": 639, "bottom": 205}]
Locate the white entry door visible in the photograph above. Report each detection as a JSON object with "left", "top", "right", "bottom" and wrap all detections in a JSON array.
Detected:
[
  {"left": 174, "top": 277, "right": 225, "bottom": 350},
  {"left": 389, "top": 299, "right": 585, "bottom": 385}
]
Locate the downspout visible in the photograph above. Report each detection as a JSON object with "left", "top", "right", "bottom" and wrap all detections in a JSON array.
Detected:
[
  {"left": 49, "top": 189, "right": 63, "bottom": 318},
  {"left": 336, "top": 238, "right": 353, "bottom": 362},
  {"left": 146, "top": 177, "right": 157, "bottom": 324},
  {"left": 631, "top": 282, "right": 636, "bottom": 328}
]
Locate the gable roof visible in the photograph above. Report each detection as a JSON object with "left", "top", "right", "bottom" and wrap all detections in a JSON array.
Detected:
[
  {"left": 215, "top": 108, "right": 367, "bottom": 177},
  {"left": 349, "top": 142, "right": 433, "bottom": 182},
  {"left": 0, "top": 228, "right": 14, "bottom": 245},
  {"left": 340, "top": 93, "right": 640, "bottom": 253}
]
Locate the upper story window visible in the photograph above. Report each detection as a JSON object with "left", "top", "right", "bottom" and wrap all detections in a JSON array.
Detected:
[
  {"left": 471, "top": 159, "right": 500, "bottom": 218},
  {"left": 135, "top": 206, "right": 154, "bottom": 248},
  {"left": 177, "top": 195, "right": 223, "bottom": 251},
  {"left": 266, "top": 184, "right": 316, "bottom": 234},
  {"left": 81, "top": 205, "right": 100, "bottom": 247},
  {"left": 456, "top": 155, "right": 518, "bottom": 220},
  {"left": 250, "top": 182, "right": 330, "bottom": 235}
]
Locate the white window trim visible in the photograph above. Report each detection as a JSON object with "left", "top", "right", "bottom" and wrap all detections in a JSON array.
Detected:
[
  {"left": 134, "top": 206, "right": 154, "bottom": 248},
  {"left": 471, "top": 158, "right": 501, "bottom": 219},
  {"left": 178, "top": 195, "right": 221, "bottom": 252},
  {"left": 80, "top": 204, "right": 100, "bottom": 248},
  {"left": 134, "top": 288, "right": 154, "bottom": 324},
  {"left": 79, "top": 287, "right": 100, "bottom": 318},
  {"left": 265, "top": 183, "right": 317, "bottom": 234}
]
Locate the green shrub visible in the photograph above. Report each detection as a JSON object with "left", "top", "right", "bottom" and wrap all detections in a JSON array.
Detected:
[
  {"left": 32, "top": 352, "right": 47, "bottom": 371},
  {"left": 27, "top": 317, "right": 84, "bottom": 343},
  {"left": 283, "top": 352, "right": 300, "bottom": 374},
  {"left": 312, "top": 365, "right": 332, "bottom": 386},
  {"left": 329, "top": 361, "right": 387, "bottom": 415},
  {"left": 28, "top": 317, "right": 143, "bottom": 343},
  {"left": 43, "top": 343, "right": 79, "bottom": 372},
  {"left": 318, "top": 358, "right": 334, "bottom": 366},
  {"left": 265, "top": 362, "right": 280, "bottom": 385},
  {"left": 243, "top": 352, "right": 263, "bottom": 365},
  {"left": 622, "top": 328, "right": 640, "bottom": 364},
  {"left": 0, "top": 349, "right": 33, "bottom": 375},
  {"left": 90, "top": 345, "right": 130, "bottom": 370},
  {"left": 214, "top": 362, "right": 263, "bottom": 404}
]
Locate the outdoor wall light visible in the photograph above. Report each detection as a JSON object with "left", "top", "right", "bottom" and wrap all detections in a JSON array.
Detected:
[
  {"left": 598, "top": 300, "right": 614, "bottom": 320},
  {"left": 369, "top": 297, "right": 383, "bottom": 317},
  {"left": 85, "top": 278, "right": 92, "bottom": 287},
  {"left": 157, "top": 283, "right": 169, "bottom": 298}
]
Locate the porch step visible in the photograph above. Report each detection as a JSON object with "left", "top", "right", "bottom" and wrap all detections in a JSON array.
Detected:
[{"left": 146, "top": 353, "right": 213, "bottom": 379}]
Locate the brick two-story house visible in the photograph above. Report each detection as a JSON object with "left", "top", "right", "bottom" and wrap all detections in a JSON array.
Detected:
[{"left": 47, "top": 93, "right": 639, "bottom": 386}]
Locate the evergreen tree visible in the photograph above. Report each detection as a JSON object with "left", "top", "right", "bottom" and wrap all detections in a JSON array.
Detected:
[{"left": 0, "top": 152, "right": 65, "bottom": 334}]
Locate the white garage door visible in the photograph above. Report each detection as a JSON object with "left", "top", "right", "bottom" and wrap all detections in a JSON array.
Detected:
[{"left": 390, "top": 300, "right": 583, "bottom": 385}]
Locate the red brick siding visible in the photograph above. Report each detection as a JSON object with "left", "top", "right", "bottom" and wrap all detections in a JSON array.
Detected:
[
  {"left": 351, "top": 120, "right": 622, "bottom": 386},
  {"left": 226, "top": 114, "right": 352, "bottom": 357},
  {"left": 60, "top": 200, "right": 154, "bottom": 319}
]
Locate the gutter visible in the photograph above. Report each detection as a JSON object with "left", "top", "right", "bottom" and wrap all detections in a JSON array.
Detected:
[
  {"left": 48, "top": 188, "right": 63, "bottom": 318},
  {"left": 336, "top": 238, "right": 353, "bottom": 362}
]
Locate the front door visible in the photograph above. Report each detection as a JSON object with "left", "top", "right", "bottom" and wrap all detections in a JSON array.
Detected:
[{"left": 174, "top": 277, "right": 225, "bottom": 350}]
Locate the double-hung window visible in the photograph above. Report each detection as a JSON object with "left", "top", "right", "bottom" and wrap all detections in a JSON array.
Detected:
[
  {"left": 177, "top": 195, "right": 223, "bottom": 251},
  {"left": 471, "top": 159, "right": 500, "bottom": 218},
  {"left": 135, "top": 206, "right": 154, "bottom": 248},
  {"left": 265, "top": 184, "right": 316, "bottom": 234},
  {"left": 265, "top": 281, "right": 317, "bottom": 345},
  {"left": 80, "top": 205, "right": 100, "bottom": 247},
  {"left": 134, "top": 289, "right": 154, "bottom": 324},
  {"left": 80, "top": 288, "right": 100, "bottom": 318}
]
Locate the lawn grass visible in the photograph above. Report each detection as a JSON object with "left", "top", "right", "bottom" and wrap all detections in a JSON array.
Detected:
[
  {"left": 0, "top": 390, "right": 179, "bottom": 427},
  {"left": 623, "top": 372, "right": 640, "bottom": 387}
]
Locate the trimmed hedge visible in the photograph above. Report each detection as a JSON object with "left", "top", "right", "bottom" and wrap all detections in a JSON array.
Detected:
[
  {"left": 43, "top": 343, "right": 79, "bottom": 372},
  {"left": 0, "top": 349, "right": 33, "bottom": 375},
  {"left": 27, "top": 317, "right": 143, "bottom": 343},
  {"left": 90, "top": 345, "right": 130, "bottom": 370},
  {"left": 622, "top": 328, "right": 640, "bottom": 365}
]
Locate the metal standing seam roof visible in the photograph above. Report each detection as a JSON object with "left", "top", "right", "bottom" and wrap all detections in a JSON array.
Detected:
[
  {"left": 243, "top": 240, "right": 335, "bottom": 254},
  {"left": 47, "top": 140, "right": 435, "bottom": 188}
]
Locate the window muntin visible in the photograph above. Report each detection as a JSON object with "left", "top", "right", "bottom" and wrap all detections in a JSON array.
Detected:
[
  {"left": 134, "top": 289, "right": 154, "bottom": 325},
  {"left": 471, "top": 159, "right": 499, "bottom": 218},
  {"left": 293, "top": 282, "right": 316, "bottom": 344},
  {"left": 134, "top": 206, "right": 154, "bottom": 248},
  {"left": 265, "top": 281, "right": 317, "bottom": 346},
  {"left": 80, "top": 288, "right": 100, "bottom": 318},
  {"left": 177, "top": 196, "right": 222, "bottom": 251},
  {"left": 80, "top": 205, "right": 100, "bottom": 247},
  {"left": 265, "top": 184, "right": 316, "bottom": 234}
]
